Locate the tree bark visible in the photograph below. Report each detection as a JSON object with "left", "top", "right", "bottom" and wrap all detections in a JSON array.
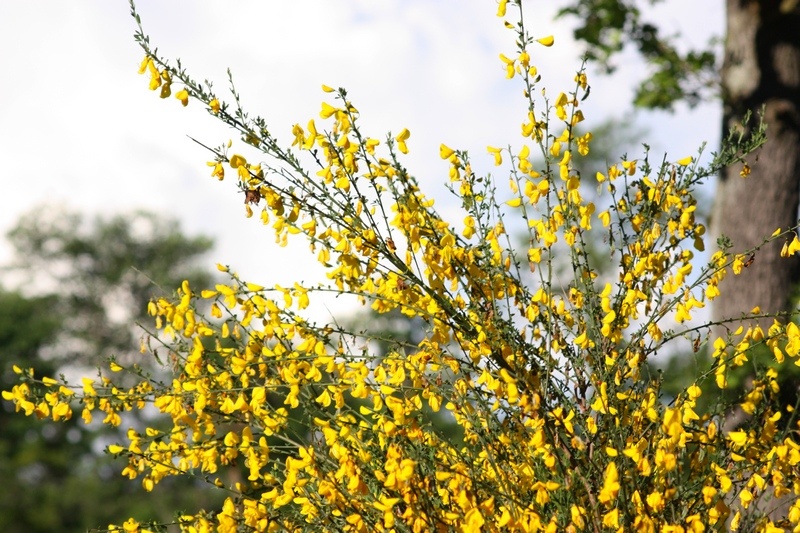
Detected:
[{"left": 712, "top": 0, "right": 800, "bottom": 331}]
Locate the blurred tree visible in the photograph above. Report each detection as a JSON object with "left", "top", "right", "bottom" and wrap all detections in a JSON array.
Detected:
[
  {"left": 0, "top": 290, "right": 67, "bottom": 531},
  {"left": 6, "top": 208, "right": 215, "bottom": 367},
  {"left": 0, "top": 208, "right": 221, "bottom": 532}
]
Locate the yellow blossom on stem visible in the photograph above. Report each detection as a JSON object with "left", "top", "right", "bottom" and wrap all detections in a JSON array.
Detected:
[
  {"left": 395, "top": 128, "right": 411, "bottom": 154},
  {"left": 175, "top": 88, "right": 189, "bottom": 106},
  {"left": 740, "top": 162, "right": 751, "bottom": 177},
  {"left": 439, "top": 143, "right": 455, "bottom": 159},
  {"left": 536, "top": 35, "right": 555, "bottom": 47}
]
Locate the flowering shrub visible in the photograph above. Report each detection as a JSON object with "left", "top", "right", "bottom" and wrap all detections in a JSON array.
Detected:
[{"left": 5, "top": 1, "right": 800, "bottom": 532}]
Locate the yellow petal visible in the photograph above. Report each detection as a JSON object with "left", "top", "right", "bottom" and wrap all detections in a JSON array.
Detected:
[
  {"left": 137, "top": 55, "right": 150, "bottom": 75},
  {"left": 320, "top": 102, "right": 338, "bottom": 119},
  {"left": 440, "top": 144, "right": 455, "bottom": 159},
  {"left": 487, "top": 146, "right": 502, "bottom": 166},
  {"left": 677, "top": 156, "right": 693, "bottom": 166},
  {"left": 496, "top": 0, "right": 508, "bottom": 17},
  {"left": 536, "top": 35, "right": 555, "bottom": 47},
  {"left": 739, "top": 163, "right": 751, "bottom": 178},
  {"left": 229, "top": 154, "right": 247, "bottom": 169},
  {"left": 788, "top": 235, "right": 800, "bottom": 256},
  {"left": 321, "top": 84, "right": 335, "bottom": 93},
  {"left": 727, "top": 430, "right": 747, "bottom": 447},
  {"left": 175, "top": 89, "right": 189, "bottom": 107}
]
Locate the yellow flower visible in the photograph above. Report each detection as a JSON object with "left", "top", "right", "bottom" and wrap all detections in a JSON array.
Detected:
[
  {"left": 739, "top": 162, "right": 751, "bottom": 177},
  {"left": 208, "top": 161, "right": 225, "bottom": 180},
  {"left": 147, "top": 67, "right": 161, "bottom": 91},
  {"left": 554, "top": 92, "right": 569, "bottom": 120},
  {"left": 576, "top": 132, "right": 591, "bottom": 155},
  {"left": 175, "top": 89, "right": 189, "bottom": 107},
  {"left": 439, "top": 144, "right": 455, "bottom": 159},
  {"left": 602, "top": 508, "right": 619, "bottom": 528},
  {"left": 396, "top": 128, "right": 411, "bottom": 154},
  {"left": 598, "top": 462, "right": 620, "bottom": 504},
  {"left": 536, "top": 35, "right": 555, "bottom": 47},
  {"left": 159, "top": 79, "right": 172, "bottom": 98},
  {"left": 780, "top": 235, "right": 800, "bottom": 257},
  {"left": 646, "top": 492, "right": 664, "bottom": 512},
  {"left": 209, "top": 98, "right": 220, "bottom": 114},
  {"left": 727, "top": 430, "right": 747, "bottom": 447},
  {"left": 487, "top": 145, "right": 502, "bottom": 166},
  {"left": 496, "top": 0, "right": 508, "bottom": 17},
  {"left": 137, "top": 55, "right": 150, "bottom": 75},
  {"left": 498, "top": 53, "right": 515, "bottom": 78},
  {"left": 122, "top": 517, "right": 140, "bottom": 532},
  {"left": 320, "top": 102, "right": 338, "bottom": 119},
  {"left": 229, "top": 154, "right": 247, "bottom": 169}
]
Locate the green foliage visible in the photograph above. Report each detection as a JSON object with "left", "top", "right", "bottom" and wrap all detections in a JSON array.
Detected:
[
  {"left": 6, "top": 208, "right": 215, "bottom": 365},
  {"left": 557, "top": 0, "right": 718, "bottom": 109}
]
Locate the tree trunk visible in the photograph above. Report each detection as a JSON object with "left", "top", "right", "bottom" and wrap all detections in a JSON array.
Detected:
[{"left": 712, "top": 0, "right": 800, "bottom": 332}]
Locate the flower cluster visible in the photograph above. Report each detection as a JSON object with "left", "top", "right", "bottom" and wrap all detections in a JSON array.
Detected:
[{"left": 5, "top": 1, "right": 800, "bottom": 532}]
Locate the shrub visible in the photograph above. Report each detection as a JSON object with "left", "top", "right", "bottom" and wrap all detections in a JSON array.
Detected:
[{"left": 5, "top": 1, "right": 800, "bottom": 531}]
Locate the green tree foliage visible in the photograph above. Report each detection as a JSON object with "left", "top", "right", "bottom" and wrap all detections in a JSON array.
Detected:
[
  {"left": 557, "top": 0, "right": 718, "bottom": 110},
  {"left": 6, "top": 208, "right": 215, "bottom": 367},
  {"left": 0, "top": 290, "right": 66, "bottom": 531}
]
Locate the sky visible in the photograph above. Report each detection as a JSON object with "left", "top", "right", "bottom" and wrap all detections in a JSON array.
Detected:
[{"left": 0, "top": 1, "right": 724, "bottom": 318}]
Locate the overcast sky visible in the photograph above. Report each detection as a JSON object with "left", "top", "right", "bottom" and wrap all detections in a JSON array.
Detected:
[{"left": 0, "top": 1, "right": 723, "bottom": 316}]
